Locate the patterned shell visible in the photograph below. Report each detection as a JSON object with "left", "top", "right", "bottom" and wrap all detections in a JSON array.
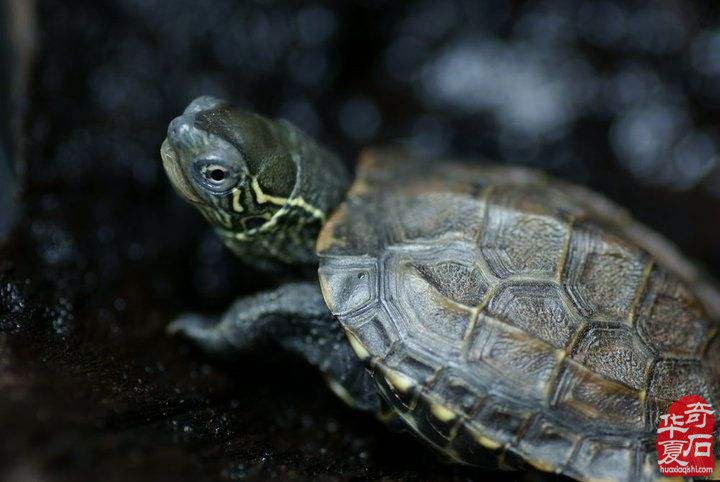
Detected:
[{"left": 316, "top": 150, "right": 720, "bottom": 481}]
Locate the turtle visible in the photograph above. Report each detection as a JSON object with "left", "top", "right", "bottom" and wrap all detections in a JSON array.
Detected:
[{"left": 160, "top": 95, "right": 720, "bottom": 482}]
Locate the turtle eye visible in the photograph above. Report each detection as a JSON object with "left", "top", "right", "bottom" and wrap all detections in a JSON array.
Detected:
[
  {"left": 195, "top": 160, "right": 237, "bottom": 193},
  {"left": 207, "top": 166, "right": 227, "bottom": 182}
]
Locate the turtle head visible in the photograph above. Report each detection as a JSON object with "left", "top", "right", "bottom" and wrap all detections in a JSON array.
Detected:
[
  {"left": 161, "top": 96, "right": 350, "bottom": 268},
  {"left": 161, "top": 96, "right": 292, "bottom": 229}
]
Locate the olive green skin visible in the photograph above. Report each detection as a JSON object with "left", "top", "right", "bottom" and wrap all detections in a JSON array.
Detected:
[
  {"left": 317, "top": 150, "right": 720, "bottom": 482},
  {"left": 161, "top": 96, "right": 349, "bottom": 271}
]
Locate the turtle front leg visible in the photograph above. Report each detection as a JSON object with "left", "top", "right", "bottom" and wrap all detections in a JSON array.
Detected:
[{"left": 168, "top": 281, "right": 380, "bottom": 412}]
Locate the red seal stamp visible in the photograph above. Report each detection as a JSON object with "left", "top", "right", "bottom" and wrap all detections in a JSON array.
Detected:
[{"left": 656, "top": 394, "right": 715, "bottom": 477}]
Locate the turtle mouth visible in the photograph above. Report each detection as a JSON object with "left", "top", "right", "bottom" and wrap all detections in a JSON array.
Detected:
[{"left": 160, "top": 138, "right": 202, "bottom": 204}]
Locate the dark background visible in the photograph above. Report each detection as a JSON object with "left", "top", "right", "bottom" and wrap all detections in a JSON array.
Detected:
[{"left": 2, "top": 1, "right": 720, "bottom": 481}]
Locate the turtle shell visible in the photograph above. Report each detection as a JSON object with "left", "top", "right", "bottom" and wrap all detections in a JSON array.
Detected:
[{"left": 316, "top": 150, "right": 720, "bottom": 481}]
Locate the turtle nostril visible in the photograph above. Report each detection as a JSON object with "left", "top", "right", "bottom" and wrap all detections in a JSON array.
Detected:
[
  {"left": 168, "top": 116, "right": 191, "bottom": 142},
  {"left": 168, "top": 118, "right": 180, "bottom": 139}
]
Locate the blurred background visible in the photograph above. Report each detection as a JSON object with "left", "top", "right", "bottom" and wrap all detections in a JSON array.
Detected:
[{"left": 2, "top": 1, "right": 720, "bottom": 481}]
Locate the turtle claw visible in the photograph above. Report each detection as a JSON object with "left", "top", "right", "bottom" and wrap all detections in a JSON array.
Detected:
[
  {"left": 167, "top": 312, "right": 212, "bottom": 335},
  {"left": 167, "top": 313, "right": 229, "bottom": 354}
]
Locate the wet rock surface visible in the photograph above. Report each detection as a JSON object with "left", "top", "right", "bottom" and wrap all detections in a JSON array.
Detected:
[{"left": 2, "top": 1, "right": 720, "bottom": 480}]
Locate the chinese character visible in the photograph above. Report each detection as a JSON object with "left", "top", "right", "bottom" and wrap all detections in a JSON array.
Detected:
[
  {"left": 685, "top": 402, "right": 714, "bottom": 429},
  {"left": 682, "top": 434, "right": 713, "bottom": 458},
  {"left": 658, "top": 413, "right": 689, "bottom": 438},
  {"left": 658, "top": 440, "right": 689, "bottom": 466},
  {"left": 657, "top": 395, "right": 715, "bottom": 477}
]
